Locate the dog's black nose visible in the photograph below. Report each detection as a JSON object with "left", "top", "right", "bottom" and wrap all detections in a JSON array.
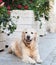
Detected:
[{"left": 27, "top": 35, "right": 30, "bottom": 39}]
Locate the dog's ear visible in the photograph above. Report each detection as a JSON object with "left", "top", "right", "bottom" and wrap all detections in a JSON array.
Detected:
[
  {"left": 22, "top": 29, "right": 27, "bottom": 40},
  {"left": 34, "top": 32, "right": 37, "bottom": 41},
  {"left": 22, "top": 31, "right": 25, "bottom": 40}
]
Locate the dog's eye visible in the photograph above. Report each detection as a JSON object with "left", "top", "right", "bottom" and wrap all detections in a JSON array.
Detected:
[
  {"left": 25, "top": 32, "right": 27, "bottom": 33},
  {"left": 31, "top": 32, "right": 33, "bottom": 34}
]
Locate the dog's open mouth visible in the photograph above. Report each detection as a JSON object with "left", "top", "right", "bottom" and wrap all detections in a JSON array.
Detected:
[
  {"left": 24, "top": 38, "right": 32, "bottom": 44},
  {"left": 26, "top": 39, "right": 32, "bottom": 42}
]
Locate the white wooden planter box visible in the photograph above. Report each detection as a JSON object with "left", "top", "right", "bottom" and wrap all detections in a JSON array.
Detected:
[
  {"left": 0, "top": 32, "right": 7, "bottom": 50},
  {"left": 11, "top": 10, "right": 34, "bottom": 31}
]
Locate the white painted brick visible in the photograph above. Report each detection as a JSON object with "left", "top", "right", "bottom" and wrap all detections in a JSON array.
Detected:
[
  {"left": 16, "top": 24, "right": 33, "bottom": 31},
  {"left": 11, "top": 10, "right": 34, "bottom": 25},
  {"left": 16, "top": 17, "right": 34, "bottom": 24},
  {"left": 11, "top": 10, "right": 34, "bottom": 17}
]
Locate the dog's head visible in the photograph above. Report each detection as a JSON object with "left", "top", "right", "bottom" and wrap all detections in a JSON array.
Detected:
[{"left": 22, "top": 28, "right": 37, "bottom": 45}]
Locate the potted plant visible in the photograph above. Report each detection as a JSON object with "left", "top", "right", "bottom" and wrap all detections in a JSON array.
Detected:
[{"left": 0, "top": 0, "right": 16, "bottom": 51}]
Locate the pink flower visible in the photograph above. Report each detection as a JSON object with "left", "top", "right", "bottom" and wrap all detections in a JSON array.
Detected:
[
  {"left": 30, "top": 0, "right": 33, "bottom": 3},
  {"left": 0, "top": 0, "right": 3, "bottom": 3},
  {"left": 24, "top": 5, "right": 28, "bottom": 9},
  {"left": 0, "top": 2, "right": 4, "bottom": 7},
  {"left": 17, "top": 4, "right": 22, "bottom": 9},
  {"left": 7, "top": 10, "right": 10, "bottom": 15},
  {"left": 7, "top": 5, "right": 10, "bottom": 10}
]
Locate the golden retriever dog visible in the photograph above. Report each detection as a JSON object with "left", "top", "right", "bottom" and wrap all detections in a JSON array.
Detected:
[{"left": 9, "top": 28, "right": 42, "bottom": 64}]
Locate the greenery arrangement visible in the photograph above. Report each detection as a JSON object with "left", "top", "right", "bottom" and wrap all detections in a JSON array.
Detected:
[
  {"left": 0, "top": 2, "right": 16, "bottom": 35},
  {"left": 0, "top": 0, "right": 49, "bottom": 35},
  {"left": 3, "top": 0, "right": 49, "bottom": 21}
]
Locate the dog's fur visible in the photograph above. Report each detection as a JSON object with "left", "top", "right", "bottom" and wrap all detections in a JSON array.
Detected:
[{"left": 9, "top": 28, "right": 42, "bottom": 64}]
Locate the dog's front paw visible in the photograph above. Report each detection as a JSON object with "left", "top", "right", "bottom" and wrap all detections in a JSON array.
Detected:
[
  {"left": 22, "top": 59, "right": 36, "bottom": 64},
  {"left": 36, "top": 59, "right": 42, "bottom": 64},
  {"left": 29, "top": 59, "right": 36, "bottom": 64},
  {"left": 22, "top": 59, "right": 29, "bottom": 63}
]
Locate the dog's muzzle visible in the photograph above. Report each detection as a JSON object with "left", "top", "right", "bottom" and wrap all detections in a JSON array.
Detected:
[
  {"left": 26, "top": 35, "right": 32, "bottom": 42},
  {"left": 27, "top": 35, "right": 30, "bottom": 40}
]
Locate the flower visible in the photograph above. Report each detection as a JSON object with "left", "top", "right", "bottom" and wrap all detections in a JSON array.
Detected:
[
  {"left": 0, "top": 0, "right": 3, "bottom": 3},
  {"left": 7, "top": 5, "right": 10, "bottom": 10},
  {"left": 7, "top": 10, "right": 10, "bottom": 15},
  {"left": 17, "top": 4, "right": 22, "bottom": 9},
  {"left": 0, "top": 2, "right": 4, "bottom": 7},
  {"left": 30, "top": 0, "right": 32, "bottom": 1},
  {"left": 24, "top": 5, "right": 28, "bottom": 9},
  {"left": 3, "top": 0, "right": 49, "bottom": 21},
  {"left": 30, "top": 0, "right": 33, "bottom": 3}
]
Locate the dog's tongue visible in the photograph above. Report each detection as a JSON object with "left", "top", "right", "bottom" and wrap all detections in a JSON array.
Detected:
[{"left": 26, "top": 40, "right": 32, "bottom": 43}]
